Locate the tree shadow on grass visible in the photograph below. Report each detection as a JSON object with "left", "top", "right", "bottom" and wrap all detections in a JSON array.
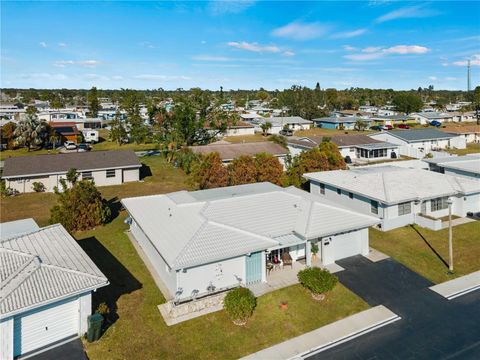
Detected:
[
  {"left": 106, "top": 196, "right": 122, "bottom": 222},
  {"left": 410, "top": 225, "right": 449, "bottom": 268},
  {"left": 140, "top": 163, "right": 152, "bottom": 180},
  {"left": 78, "top": 236, "right": 142, "bottom": 330}
]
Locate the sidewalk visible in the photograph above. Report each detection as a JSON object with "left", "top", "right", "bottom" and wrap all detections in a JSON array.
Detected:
[
  {"left": 429, "top": 270, "right": 480, "bottom": 300},
  {"left": 241, "top": 305, "right": 400, "bottom": 360}
]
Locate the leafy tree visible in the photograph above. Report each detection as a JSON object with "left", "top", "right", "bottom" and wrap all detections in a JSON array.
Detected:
[
  {"left": 0, "top": 122, "right": 17, "bottom": 149},
  {"left": 66, "top": 168, "right": 79, "bottom": 184},
  {"left": 13, "top": 115, "right": 48, "bottom": 151},
  {"left": 354, "top": 119, "right": 368, "bottom": 131},
  {"left": 26, "top": 105, "right": 38, "bottom": 116},
  {"left": 50, "top": 96, "right": 64, "bottom": 109},
  {"left": 254, "top": 153, "right": 284, "bottom": 185},
  {"left": 256, "top": 90, "right": 269, "bottom": 101},
  {"left": 260, "top": 121, "right": 272, "bottom": 136},
  {"left": 50, "top": 178, "right": 111, "bottom": 232},
  {"left": 392, "top": 93, "right": 423, "bottom": 114},
  {"left": 191, "top": 152, "right": 230, "bottom": 189},
  {"left": 228, "top": 155, "right": 257, "bottom": 185},
  {"left": 87, "top": 86, "right": 100, "bottom": 117},
  {"left": 110, "top": 111, "right": 128, "bottom": 145}
]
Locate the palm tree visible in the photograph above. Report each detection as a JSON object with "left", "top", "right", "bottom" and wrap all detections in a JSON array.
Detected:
[
  {"left": 260, "top": 121, "right": 272, "bottom": 137},
  {"left": 13, "top": 115, "right": 47, "bottom": 151}
]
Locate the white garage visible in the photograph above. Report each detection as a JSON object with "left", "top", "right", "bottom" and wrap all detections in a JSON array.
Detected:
[
  {"left": 0, "top": 220, "right": 108, "bottom": 360},
  {"left": 320, "top": 229, "right": 369, "bottom": 265}
]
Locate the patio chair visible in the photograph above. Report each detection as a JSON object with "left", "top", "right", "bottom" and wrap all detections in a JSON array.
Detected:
[{"left": 282, "top": 252, "right": 293, "bottom": 268}]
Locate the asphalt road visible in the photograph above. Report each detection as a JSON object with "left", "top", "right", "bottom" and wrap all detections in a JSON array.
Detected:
[{"left": 308, "top": 256, "right": 480, "bottom": 360}]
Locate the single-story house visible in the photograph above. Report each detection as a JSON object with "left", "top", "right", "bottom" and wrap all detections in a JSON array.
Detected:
[
  {"left": 312, "top": 116, "right": 373, "bottom": 130},
  {"left": 424, "top": 154, "right": 480, "bottom": 180},
  {"left": 121, "top": 182, "right": 379, "bottom": 301},
  {"left": 369, "top": 129, "right": 466, "bottom": 158},
  {"left": 240, "top": 113, "right": 263, "bottom": 122},
  {"left": 188, "top": 141, "right": 289, "bottom": 168},
  {"left": 0, "top": 219, "right": 108, "bottom": 360},
  {"left": 412, "top": 112, "right": 454, "bottom": 125},
  {"left": 367, "top": 115, "right": 417, "bottom": 126},
  {"left": 50, "top": 122, "right": 81, "bottom": 144},
  {"left": 442, "top": 125, "right": 480, "bottom": 143},
  {"left": 287, "top": 135, "right": 399, "bottom": 163},
  {"left": 256, "top": 116, "right": 312, "bottom": 134},
  {"left": 304, "top": 166, "right": 480, "bottom": 231},
  {"left": 2, "top": 150, "right": 141, "bottom": 193},
  {"left": 205, "top": 120, "right": 255, "bottom": 138}
]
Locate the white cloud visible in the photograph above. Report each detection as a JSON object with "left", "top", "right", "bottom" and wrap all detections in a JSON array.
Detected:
[
  {"left": 192, "top": 55, "right": 233, "bottom": 62},
  {"left": 331, "top": 28, "right": 367, "bottom": 39},
  {"left": 39, "top": 42, "right": 47, "bottom": 48},
  {"left": 208, "top": 0, "right": 256, "bottom": 15},
  {"left": 428, "top": 76, "right": 437, "bottom": 81},
  {"left": 85, "top": 74, "right": 110, "bottom": 81},
  {"left": 271, "top": 21, "right": 329, "bottom": 40},
  {"left": 227, "top": 41, "right": 281, "bottom": 53},
  {"left": 133, "top": 74, "right": 192, "bottom": 81},
  {"left": 452, "top": 54, "right": 480, "bottom": 66},
  {"left": 282, "top": 51, "right": 295, "bottom": 57},
  {"left": 345, "top": 45, "right": 429, "bottom": 61},
  {"left": 343, "top": 45, "right": 357, "bottom": 52},
  {"left": 445, "top": 77, "right": 457, "bottom": 81},
  {"left": 20, "top": 73, "right": 68, "bottom": 81},
  {"left": 53, "top": 59, "right": 101, "bottom": 68},
  {"left": 139, "top": 41, "right": 156, "bottom": 49},
  {"left": 58, "top": 42, "right": 66, "bottom": 48},
  {"left": 376, "top": 5, "right": 440, "bottom": 23}
]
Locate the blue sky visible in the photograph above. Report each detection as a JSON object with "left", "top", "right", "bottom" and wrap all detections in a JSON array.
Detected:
[{"left": 1, "top": 1, "right": 479, "bottom": 90}]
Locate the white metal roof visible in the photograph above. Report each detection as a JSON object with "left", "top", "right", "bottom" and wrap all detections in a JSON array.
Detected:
[
  {"left": 304, "top": 166, "right": 480, "bottom": 205},
  {"left": 424, "top": 154, "right": 480, "bottom": 175},
  {"left": 122, "top": 184, "right": 379, "bottom": 270},
  {"left": 0, "top": 218, "right": 39, "bottom": 240},
  {"left": 0, "top": 224, "right": 108, "bottom": 318}
]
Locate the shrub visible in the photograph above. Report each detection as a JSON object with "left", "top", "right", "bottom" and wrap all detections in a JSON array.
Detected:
[
  {"left": 297, "top": 267, "right": 338, "bottom": 295},
  {"left": 32, "top": 181, "right": 46, "bottom": 192},
  {"left": 223, "top": 287, "right": 256, "bottom": 325},
  {"left": 95, "top": 302, "right": 110, "bottom": 316}
]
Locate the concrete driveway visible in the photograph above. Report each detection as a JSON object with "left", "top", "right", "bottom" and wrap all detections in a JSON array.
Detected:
[{"left": 308, "top": 256, "right": 480, "bottom": 359}]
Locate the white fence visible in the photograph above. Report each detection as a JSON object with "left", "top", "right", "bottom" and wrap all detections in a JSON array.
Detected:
[{"left": 415, "top": 214, "right": 443, "bottom": 231}]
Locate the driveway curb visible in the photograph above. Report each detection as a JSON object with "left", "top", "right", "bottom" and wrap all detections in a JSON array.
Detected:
[{"left": 429, "top": 270, "right": 480, "bottom": 300}]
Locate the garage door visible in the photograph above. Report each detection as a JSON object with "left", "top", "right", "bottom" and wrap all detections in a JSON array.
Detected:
[
  {"left": 333, "top": 233, "right": 362, "bottom": 261},
  {"left": 14, "top": 298, "right": 79, "bottom": 357}
]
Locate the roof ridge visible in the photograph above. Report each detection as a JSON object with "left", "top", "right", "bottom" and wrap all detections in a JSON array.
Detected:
[
  {"left": 172, "top": 220, "right": 210, "bottom": 268},
  {"left": 40, "top": 263, "right": 108, "bottom": 282},
  {"left": 0, "top": 258, "right": 40, "bottom": 304},
  {"left": 381, "top": 172, "right": 390, "bottom": 203},
  {"left": 0, "top": 223, "right": 63, "bottom": 244}
]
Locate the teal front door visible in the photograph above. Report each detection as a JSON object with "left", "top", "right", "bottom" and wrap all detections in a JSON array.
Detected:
[{"left": 245, "top": 252, "right": 263, "bottom": 284}]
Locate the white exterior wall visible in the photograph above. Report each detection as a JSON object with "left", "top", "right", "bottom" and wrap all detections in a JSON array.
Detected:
[
  {"left": 130, "top": 221, "right": 177, "bottom": 298},
  {"left": 78, "top": 293, "right": 92, "bottom": 335},
  {"left": 225, "top": 127, "right": 255, "bottom": 137},
  {"left": 90, "top": 169, "right": 123, "bottom": 186},
  {"left": 123, "top": 168, "right": 140, "bottom": 182},
  {"left": 320, "top": 228, "right": 369, "bottom": 265},
  {"left": 177, "top": 256, "right": 245, "bottom": 299},
  {"left": 0, "top": 318, "right": 14, "bottom": 360}
]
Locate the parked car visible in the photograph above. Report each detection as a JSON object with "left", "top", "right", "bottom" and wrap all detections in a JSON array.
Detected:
[
  {"left": 64, "top": 141, "right": 77, "bottom": 150},
  {"left": 77, "top": 143, "right": 91, "bottom": 152},
  {"left": 370, "top": 125, "right": 383, "bottom": 131},
  {"left": 430, "top": 120, "right": 442, "bottom": 127},
  {"left": 397, "top": 124, "right": 410, "bottom": 129},
  {"left": 279, "top": 129, "right": 293, "bottom": 136},
  {"left": 383, "top": 125, "right": 393, "bottom": 130}
]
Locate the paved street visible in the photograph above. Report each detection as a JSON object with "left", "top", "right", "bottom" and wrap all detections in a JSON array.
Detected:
[{"left": 308, "top": 256, "right": 480, "bottom": 360}]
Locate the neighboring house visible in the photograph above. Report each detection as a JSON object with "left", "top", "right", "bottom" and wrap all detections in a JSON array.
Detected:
[
  {"left": 0, "top": 220, "right": 108, "bottom": 360},
  {"left": 189, "top": 141, "right": 288, "bottom": 168},
  {"left": 368, "top": 115, "right": 417, "bottom": 126},
  {"left": 304, "top": 166, "right": 480, "bottom": 231},
  {"left": 369, "top": 129, "right": 466, "bottom": 158},
  {"left": 2, "top": 150, "right": 141, "bottom": 193},
  {"left": 38, "top": 111, "right": 80, "bottom": 122},
  {"left": 240, "top": 113, "right": 263, "bottom": 122},
  {"left": 122, "top": 183, "right": 379, "bottom": 301},
  {"left": 257, "top": 116, "right": 312, "bottom": 134},
  {"left": 312, "top": 116, "right": 373, "bottom": 130},
  {"left": 442, "top": 125, "right": 480, "bottom": 143},
  {"left": 50, "top": 123, "right": 81, "bottom": 144},
  {"left": 224, "top": 121, "right": 255, "bottom": 137},
  {"left": 424, "top": 154, "right": 480, "bottom": 180},
  {"left": 412, "top": 112, "right": 454, "bottom": 125},
  {"left": 287, "top": 135, "right": 399, "bottom": 163}
]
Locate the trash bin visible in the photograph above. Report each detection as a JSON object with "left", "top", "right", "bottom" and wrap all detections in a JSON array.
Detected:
[{"left": 86, "top": 313, "right": 104, "bottom": 342}]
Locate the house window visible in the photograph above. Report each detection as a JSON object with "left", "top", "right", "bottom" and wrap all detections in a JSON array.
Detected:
[
  {"left": 349, "top": 192, "right": 354, "bottom": 199},
  {"left": 431, "top": 197, "right": 449, "bottom": 212},
  {"left": 106, "top": 169, "right": 116, "bottom": 178},
  {"left": 349, "top": 147, "right": 355, "bottom": 152},
  {"left": 398, "top": 202, "right": 412, "bottom": 216},
  {"left": 371, "top": 200, "right": 379, "bottom": 215},
  {"left": 319, "top": 183, "right": 325, "bottom": 195},
  {"left": 337, "top": 188, "right": 341, "bottom": 195},
  {"left": 82, "top": 171, "right": 93, "bottom": 180}
]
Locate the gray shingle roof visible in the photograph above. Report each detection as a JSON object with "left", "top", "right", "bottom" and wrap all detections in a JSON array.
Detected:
[
  {"left": 122, "top": 184, "right": 379, "bottom": 270},
  {"left": 313, "top": 116, "right": 372, "bottom": 124},
  {"left": 2, "top": 150, "right": 141, "bottom": 178},
  {"left": 0, "top": 224, "right": 108, "bottom": 317},
  {"left": 386, "top": 129, "right": 455, "bottom": 142}
]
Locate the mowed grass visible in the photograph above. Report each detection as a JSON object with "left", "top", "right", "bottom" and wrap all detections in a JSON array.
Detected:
[
  {"left": 446, "top": 143, "right": 480, "bottom": 156},
  {"left": 0, "top": 156, "right": 192, "bottom": 226},
  {"left": 370, "top": 222, "right": 480, "bottom": 284},
  {"left": 0, "top": 148, "right": 60, "bottom": 161},
  {"left": 78, "top": 213, "right": 368, "bottom": 359}
]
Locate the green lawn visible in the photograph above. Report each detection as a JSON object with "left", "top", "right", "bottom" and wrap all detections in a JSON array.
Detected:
[
  {"left": 370, "top": 222, "right": 480, "bottom": 284},
  {"left": 0, "top": 148, "right": 60, "bottom": 161},
  {"left": 78, "top": 212, "right": 368, "bottom": 360},
  {"left": 446, "top": 143, "right": 480, "bottom": 156}
]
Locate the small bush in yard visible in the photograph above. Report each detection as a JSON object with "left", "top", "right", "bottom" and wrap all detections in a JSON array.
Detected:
[
  {"left": 95, "top": 302, "right": 110, "bottom": 316},
  {"left": 297, "top": 267, "right": 338, "bottom": 300},
  {"left": 32, "top": 182, "right": 46, "bottom": 192},
  {"left": 223, "top": 287, "right": 256, "bottom": 325}
]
